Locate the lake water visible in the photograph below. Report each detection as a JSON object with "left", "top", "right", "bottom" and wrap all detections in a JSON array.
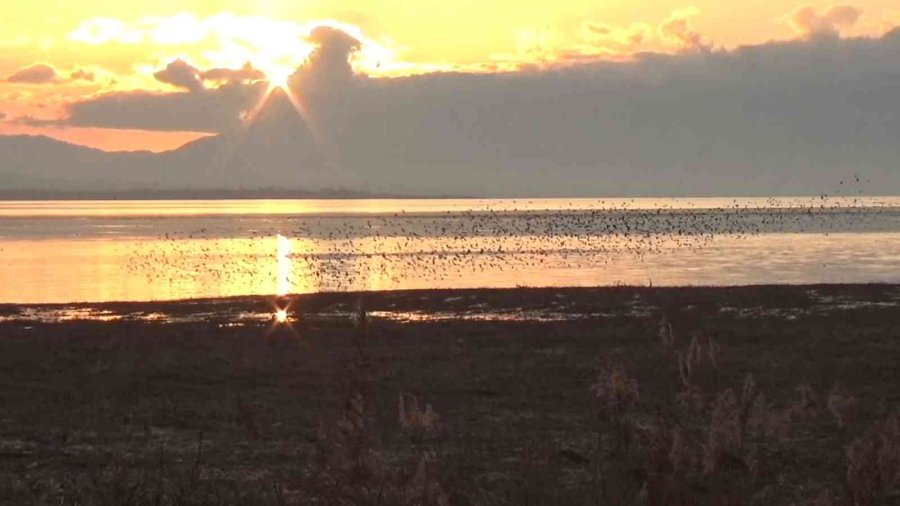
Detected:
[{"left": 1, "top": 197, "right": 899, "bottom": 303}]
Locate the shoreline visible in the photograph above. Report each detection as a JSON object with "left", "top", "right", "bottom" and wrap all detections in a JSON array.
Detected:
[{"left": 2, "top": 282, "right": 898, "bottom": 311}]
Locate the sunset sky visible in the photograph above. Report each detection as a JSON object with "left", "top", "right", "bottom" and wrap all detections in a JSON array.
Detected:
[{"left": 1, "top": 0, "right": 898, "bottom": 152}]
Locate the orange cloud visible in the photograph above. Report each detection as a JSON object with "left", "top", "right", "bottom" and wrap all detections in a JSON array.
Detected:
[
  {"left": 787, "top": 5, "right": 863, "bottom": 38},
  {"left": 882, "top": 12, "right": 900, "bottom": 33},
  {"left": 6, "top": 63, "right": 61, "bottom": 84},
  {"left": 582, "top": 22, "right": 653, "bottom": 47},
  {"left": 70, "top": 68, "right": 95, "bottom": 81},
  {"left": 67, "top": 14, "right": 405, "bottom": 81},
  {"left": 659, "top": 7, "right": 710, "bottom": 52}
]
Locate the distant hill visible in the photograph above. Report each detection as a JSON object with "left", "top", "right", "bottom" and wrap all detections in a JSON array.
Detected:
[
  {"left": 0, "top": 135, "right": 164, "bottom": 192},
  {"left": 0, "top": 89, "right": 383, "bottom": 198}
]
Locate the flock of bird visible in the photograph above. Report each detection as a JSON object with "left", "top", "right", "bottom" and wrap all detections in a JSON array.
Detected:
[{"left": 121, "top": 194, "right": 898, "bottom": 295}]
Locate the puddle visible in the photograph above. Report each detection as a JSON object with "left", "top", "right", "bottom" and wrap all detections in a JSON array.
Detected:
[
  {"left": 366, "top": 310, "right": 612, "bottom": 323},
  {"left": 0, "top": 307, "right": 276, "bottom": 325},
  {"left": 0, "top": 305, "right": 626, "bottom": 325},
  {"left": 0, "top": 307, "right": 123, "bottom": 323},
  {"left": 718, "top": 295, "right": 900, "bottom": 320}
]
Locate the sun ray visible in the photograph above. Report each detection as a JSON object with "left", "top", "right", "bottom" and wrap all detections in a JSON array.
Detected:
[
  {"left": 201, "top": 62, "right": 354, "bottom": 204},
  {"left": 237, "top": 74, "right": 323, "bottom": 148}
]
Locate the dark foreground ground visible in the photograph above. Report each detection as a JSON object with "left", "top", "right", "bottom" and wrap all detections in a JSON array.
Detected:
[{"left": 1, "top": 284, "right": 899, "bottom": 505}]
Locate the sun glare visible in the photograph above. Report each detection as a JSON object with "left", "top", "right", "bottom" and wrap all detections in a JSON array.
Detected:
[
  {"left": 274, "top": 308, "right": 289, "bottom": 324},
  {"left": 264, "top": 65, "right": 293, "bottom": 91}
]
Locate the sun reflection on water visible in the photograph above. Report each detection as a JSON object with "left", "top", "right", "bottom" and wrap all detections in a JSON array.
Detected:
[
  {"left": 276, "top": 233, "right": 292, "bottom": 296},
  {"left": 273, "top": 233, "right": 296, "bottom": 325}
]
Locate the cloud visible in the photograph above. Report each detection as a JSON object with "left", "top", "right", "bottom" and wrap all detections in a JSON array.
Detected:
[
  {"left": 255, "top": 29, "right": 898, "bottom": 195},
  {"left": 201, "top": 63, "right": 266, "bottom": 83},
  {"left": 68, "top": 18, "right": 144, "bottom": 45},
  {"left": 22, "top": 80, "right": 266, "bottom": 133},
  {"left": 6, "top": 63, "right": 60, "bottom": 83},
  {"left": 288, "top": 25, "right": 362, "bottom": 94},
  {"left": 0, "top": 112, "right": 7, "bottom": 121},
  {"left": 67, "top": 15, "right": 401, "bottom": 80},
  {"left": 154, "top": 59, "right": 267, "bottom": 90},
  {"left": 43, "top": 26, "right": 362, "bottom": 134},
  {"left": 659, "top": 7, "right": 710, "bottom": 52},
  {"left": 70, "top": 68, "right": 95, "bottom": 82},
  {"left": 153, "top": 59, "right": 205, "bottom": 91},
  {"left": 6, "top": 63, "right": 102, "bottom": 85},
  {"left": 582, "top": 22, "right": 653, "bottom": 47},
  {"left": 787, "top": 5, "right": 863, "bottom": 37},
  {"left": 884, "top": 12, "right": 900, "bottom": 33},
  {"left": 307, "top": 30, "right": 900, "bottom": 195},
  {"left": 27, "top": 59, "right": 269, "bottom": 133},
  {"left": 22, "top": 26, "right": 900, "bottom": 196}
]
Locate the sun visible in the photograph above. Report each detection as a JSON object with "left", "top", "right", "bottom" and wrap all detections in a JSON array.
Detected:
[
  {"left": 263, "top": 65, "right": 294, "bottom": 91},
  {"left": 274, "top": 308, "right": 289, "bottom": 324}
]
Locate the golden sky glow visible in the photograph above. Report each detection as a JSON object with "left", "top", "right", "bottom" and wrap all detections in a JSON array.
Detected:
[{"left": 1, "top": 0, "right": 898, "bottom": 151}]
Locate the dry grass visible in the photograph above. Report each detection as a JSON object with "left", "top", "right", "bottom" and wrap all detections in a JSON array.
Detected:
[
  {"left": 828, "top": 384, "right": 860, "bottom": 429},
  {"left": 844, "top": 413, "right": 900, "bottom": 505}
]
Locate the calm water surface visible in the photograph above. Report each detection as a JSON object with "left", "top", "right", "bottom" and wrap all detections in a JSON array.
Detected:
[{"left": 1, "top": 197, "right": 899, "bottom": 303}]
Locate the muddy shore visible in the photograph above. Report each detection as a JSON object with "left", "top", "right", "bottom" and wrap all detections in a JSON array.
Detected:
[{"left": 2, "top": 284, "right": 899, "bottom": 504}]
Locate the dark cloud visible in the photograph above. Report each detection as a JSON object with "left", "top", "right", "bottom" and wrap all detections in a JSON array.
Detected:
[
  {"left": 201, "top": 63, "right": 265, "bottom": 83},
  {"left": 153, "top": 59, "right": 204, "bottom": 91},
  {"left": 312, "top": 30, "right": 900, "bottom": 195},
  {"left": 6, "top": 63, "right": 60, "bottom": 84},
  {"left": 24, "top": 60, "right": 269, "bottom": 134},
  {"left": 288, "top": 25, "right": 362, "bottom": 94},
  {"left": 789, "top": 5, "right": 863, "bottom": 37},
  {"left": 30, "top": 80, "right": 266, "bottom": 133}
]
